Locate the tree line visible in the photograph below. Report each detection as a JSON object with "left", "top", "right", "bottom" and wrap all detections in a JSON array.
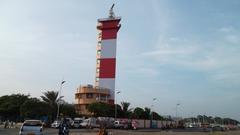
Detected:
[
  {"left": 0, "top": 92, "right": 167, "bottom": 123},
  {"left": 1, "top": 92, "right": 239, "bottom": 125},
  {"left": 0, "top": 91, "right": 76, "bottom": 123},
  {"left": 87, "top": 102, "right": 166, "bottom": 120},
  {"left": 183, "top": 115, "right": 239, "bottom": 125}
]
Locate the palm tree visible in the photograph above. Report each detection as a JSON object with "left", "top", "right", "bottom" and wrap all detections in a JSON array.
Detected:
[
  {"left": 144, "top": 107, "right": 151, "bottom": 119},
  {"left": 121, "top": 102, "right": 132, "bottom": 118},
  {"left": 133, "top": 107, "right": 145, "bottom": 119},
  {"left": 40, "top": 91, "right": 59, "bottom": 122}
]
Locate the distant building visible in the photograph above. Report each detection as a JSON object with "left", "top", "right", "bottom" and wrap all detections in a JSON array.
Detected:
[
  {"left": 75, "top": 5, "right": 121, "bottom": 115},
  {"left": 75, "top": 85, "right": 110, "bottom": 115}
]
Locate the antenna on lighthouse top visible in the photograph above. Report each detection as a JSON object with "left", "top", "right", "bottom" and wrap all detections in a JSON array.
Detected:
[{"left": 109, "top": 4, "right": 115, "bottom": 18}]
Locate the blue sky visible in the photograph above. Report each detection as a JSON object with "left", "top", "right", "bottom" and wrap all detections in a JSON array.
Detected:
[{"left": 0, "top": 0, "right": 240, "bottom": 120}]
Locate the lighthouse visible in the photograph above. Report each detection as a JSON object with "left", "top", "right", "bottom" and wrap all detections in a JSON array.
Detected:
[
  {"left": 95, "top": 4, "right": 121, "bottom": 104},
  {"left": 75, "top": 5, "right": 121, "bottom": 115}
]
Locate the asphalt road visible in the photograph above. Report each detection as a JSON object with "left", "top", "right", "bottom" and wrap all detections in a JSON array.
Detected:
[
  {"left": 1, "top": 127, "right": 240, "bottom": 135},
  {"left": 0, "top": 128, "right": 99, "bottom": 135}
]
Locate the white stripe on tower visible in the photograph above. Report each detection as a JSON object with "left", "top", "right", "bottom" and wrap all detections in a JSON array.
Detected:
[{"left": 100, "top": 39, "right": 117, "bottom": 58}]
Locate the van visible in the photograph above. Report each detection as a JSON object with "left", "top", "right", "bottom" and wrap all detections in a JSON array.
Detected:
[
  {"left": 73, "top": 118, "right": 84, "bottom": 128},
  {"left": 80, "top": 118, "right": 100, "bottom": 128}
]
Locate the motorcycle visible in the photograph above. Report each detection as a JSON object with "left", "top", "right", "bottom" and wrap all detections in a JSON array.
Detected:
[{"left": 59, "top": 124, "right": 69, "bottom": 135}]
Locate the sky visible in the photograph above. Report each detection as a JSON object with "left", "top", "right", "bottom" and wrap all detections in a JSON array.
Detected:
[{"left": 0, "top": 0, "right": 240, "bottom": 120}]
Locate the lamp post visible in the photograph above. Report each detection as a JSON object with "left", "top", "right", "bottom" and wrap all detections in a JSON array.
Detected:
[
  {"left": 56, "top": 80, "right": 65, "bottom": 120},
  {"left": 176, "top": 103, "right": 180, "bottom": 118},
  {"left": 175, "top": 103, "right": 180, "bottom": 127},
  {"left": 151, "top": 98, "right": 157, "bottom": 119},
  {"left": 115, "top": 91, "right": 121, "bottom": 120},
  {"left": 151, "top": 98, "right": 157, "bottom": 128}
]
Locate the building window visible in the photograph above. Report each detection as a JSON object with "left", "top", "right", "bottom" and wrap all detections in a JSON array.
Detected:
[
  {"left": 100, "top": 95, "right": 107, "bottom": 101},
  {"left": 85, "top": 104, "right": 89, "bottom": 110},
  {"left": 86, "top": 93, "right": 93, "bottom": 98}
]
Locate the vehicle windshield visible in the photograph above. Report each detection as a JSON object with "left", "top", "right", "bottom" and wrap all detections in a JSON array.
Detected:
[{"left": 24, "top": 121, "right": 42, "bottom": 126}]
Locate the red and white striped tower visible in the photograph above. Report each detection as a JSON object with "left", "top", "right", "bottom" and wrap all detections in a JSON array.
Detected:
[{"left": 95, "top": 4, "right": 121, "bottom": 104}]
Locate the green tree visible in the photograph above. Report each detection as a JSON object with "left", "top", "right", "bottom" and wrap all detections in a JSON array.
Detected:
[
  {"left": 133, "top": 107, "right": 145, "bottom": 119},
  {"left": 40, "top": 91, "right": 59, "bottom": 122},
  {"left": 152, "top": 111, "right": 164, "bottom": 120},
  {"left": 60, "top": 103, "right": 76, "bottom": 118},
  {"left": 0, "top": 94, "right": 29, "bottom": 121},
  {"left": 20, "top": 98, "right": 48, "bottom": 119},
  {"left": 143, "top": 107, "right": 151, "bottom": 119},
  {"left": 120, "top": 102, "right": 132, "bottom": 118},
  {"left": 87, "top": 102, "right": 114, "bottom": 117},
  {"left": 214, "top": 117, "right": 223, "bottom": 124}
]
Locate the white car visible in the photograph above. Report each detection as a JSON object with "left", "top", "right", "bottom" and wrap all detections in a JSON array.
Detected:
[
  {"left": 73, "top": 118, "right": 84, "bottom": 128},
  {"left": 19, "top": 120, "right": 43, "bottom": 135},
  {"left": 114, "top": 121, "right": 125, "bottom": 129},
  {"left": 80, "top": 118, "right": 100, "bottom": 128},
  {"left": 51, "top": 120, "right": 61, "bottom": 128}
]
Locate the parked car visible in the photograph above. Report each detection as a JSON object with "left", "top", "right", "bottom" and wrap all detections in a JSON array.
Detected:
[
  {"left": 97, "top": 117, "right": 115, "bottom": 128},
  {"left": 80, "top": 118, "right": 100, "bottom": 128},
  {"left": 73, "top": 118, "right": 84, "bottom": 128},
  {"left": 19, "top": 120, "right": 43, "bottom": 135},
  {"left": 51, "top": 120, "right": 61, "bottom": 128},
  {"left": 65, "top": 118, "right": 74, "bottom": 127},
  {"left": 114, "top": 121, "right": 125, "bottom": 129},
  {"left": 212, "top": 125, "right": 225, "bottom": 131}
]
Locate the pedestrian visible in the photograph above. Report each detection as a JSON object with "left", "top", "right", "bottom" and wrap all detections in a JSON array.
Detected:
[
  {"left": 10, "top": 121, "right": 13, "bottom": 128},
  {"left": 4, "top": 120, "right": 9, "bottom": 129}
]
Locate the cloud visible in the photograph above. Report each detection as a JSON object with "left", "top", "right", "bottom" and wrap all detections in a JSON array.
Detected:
[
  {"left": 219, "top": 26, "right": 234, "bottom": 33},
  {"left": 218, "top": 26, "right": 240, "bottom": 44},
  {"left": 140, "top": 36, "right": 240, "bottom": 85},
  {"left": 225, "top": 35, "right": 240, "bottom": 44},
  {"left": 130, "top": 67, "right": 159, "bottom": 77},
  {"left": 142, "top": 45, "right": 197, "bottom": 56},
  {"left": 211, "top": 72, "right": 240, "bottom": 83}
]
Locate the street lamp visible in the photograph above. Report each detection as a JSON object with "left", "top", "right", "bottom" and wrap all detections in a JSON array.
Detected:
[
  {"left": 151, "top": 98, "right": 157, "bottom": 128},
  {"left": 115, "top": 91, "right": 121, "bottom": 120},
  {"left": 56, "top": 80, "right": 66, "bottom": 120},
  {"left": 176, "top": 103, "right": 180, "bottom": 118},
  {"left": 151, "top": 98, "right": 157, "bottom": 119}
]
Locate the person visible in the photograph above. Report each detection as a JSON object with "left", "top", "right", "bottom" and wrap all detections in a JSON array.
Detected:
[
  {"left": 4, "top": 120, "right": 9, "bottom": 129},
  {"left": 58, "top": 118, "right": 69, "bottom": 135},
  {"left": 10, "top": 121, "right": 14, "bottom": 128},
  {"left": 98, "top": 127, "right": 107, "bottom": 135}
]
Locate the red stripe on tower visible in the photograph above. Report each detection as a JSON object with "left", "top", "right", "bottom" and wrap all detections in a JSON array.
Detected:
[
  {"left": 95, "top": 5, "right": 121, "bottom": 104},
  {"left": 99, "top": 58, "right": 116, "bottom": 78}
]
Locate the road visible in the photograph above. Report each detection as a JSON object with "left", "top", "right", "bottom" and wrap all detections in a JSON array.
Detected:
[
  {"left": 1, "top": 127, "right": 240, "bottom": 135},
  {"left": 0, "top": 128, "right": 98, "bottom": 135}
]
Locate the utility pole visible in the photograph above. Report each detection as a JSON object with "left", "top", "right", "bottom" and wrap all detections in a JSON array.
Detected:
[
  {"left": 115, "top": 91, "right": 121, "bottom": 120},
  {"left": 56, "top": 80, "right": 65, "bottom": 120}
]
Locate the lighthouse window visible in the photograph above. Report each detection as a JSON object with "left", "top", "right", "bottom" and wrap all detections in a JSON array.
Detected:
[
  {"left": 98, "top": 33, "right": 102, "bottom": 38},
  {"left": 97, "top": 50, "right": 101, "bottom": 54},
  {"left": 97, "top": 59, "right": 100, "bottom": 64},
  {"left": 96, "top": 68, "right": 100, "bottom": 73}
]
